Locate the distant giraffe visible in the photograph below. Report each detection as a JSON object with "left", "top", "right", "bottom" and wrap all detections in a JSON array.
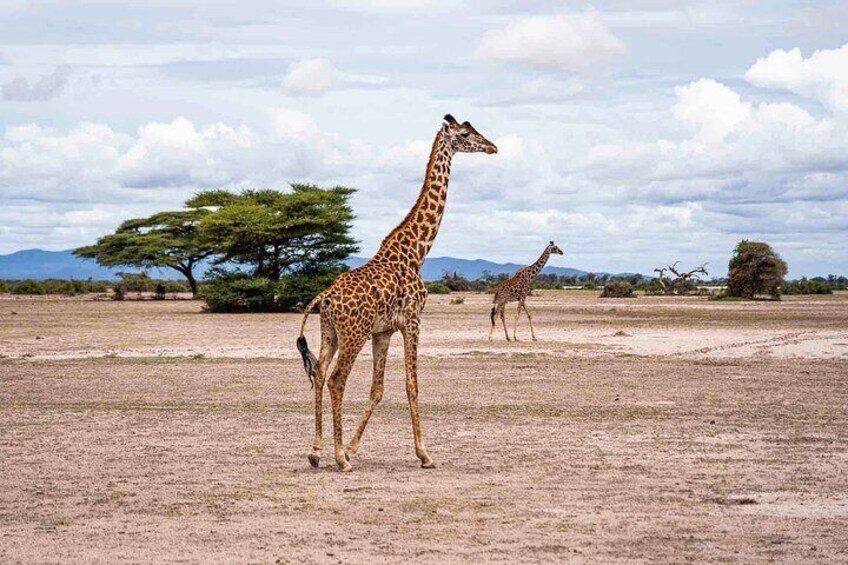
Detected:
[
  {"left": 488, "top": 241, "right": 564, "bottom": 341},
  {"left": 297, "top": 114, "right": 498, "bottom": 472}
]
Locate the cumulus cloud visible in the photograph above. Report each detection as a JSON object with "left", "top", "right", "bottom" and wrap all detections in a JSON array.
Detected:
[
  {"left": 474, "top": 12, "right": 623, "bottom": 71},
  {"left": 268, "top": 106, "right": 321, "bottom": 138},
  {"left": 118, "top": 118, "right": 253, "bottom": 188},
  {"left": 283, "top": 58, "right": 336, "bottom": 95},
  {"left": 672, "top": 79, "right": 751, "bottom": 142},
  {"left": 2, "top": 66, "right": 71, "bottom": 101},
  {"left": 745, "top": 43, "right": 848, "bottom": 111}
]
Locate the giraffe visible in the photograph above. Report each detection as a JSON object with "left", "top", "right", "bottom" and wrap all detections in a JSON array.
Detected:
[
  {"left": 296, "top": 114, "right": 498, "bottom": 472},
  {"left": 488, "top": 241, "right": 564, "bottom": 342}
]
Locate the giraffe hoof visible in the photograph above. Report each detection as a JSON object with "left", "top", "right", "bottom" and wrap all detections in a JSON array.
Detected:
[
  {"left": 420, "top": 459, "right": 436, "bottom": 469},
  {"left": 339, "top": 462, "right": 353, "bottom": 472},
  {"left": 307, "top": 452, "right": 320, "bottom": 468}
]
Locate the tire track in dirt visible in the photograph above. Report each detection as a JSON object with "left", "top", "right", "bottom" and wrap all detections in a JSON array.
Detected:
[{"left": 679, "top": 330, "right": 823, "bottom": 358}]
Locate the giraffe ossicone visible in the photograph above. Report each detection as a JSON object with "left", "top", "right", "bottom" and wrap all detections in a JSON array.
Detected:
[
  {"left": 489, "top": 241, "right": 564, "bottom": 342},
  {"left": 297, "top": 114, "right": 498, "bottom": 472}
]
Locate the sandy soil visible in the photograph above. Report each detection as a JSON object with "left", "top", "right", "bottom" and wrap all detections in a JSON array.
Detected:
[{"left": 1, "top": 292, "right": 847, "bottom": 563}]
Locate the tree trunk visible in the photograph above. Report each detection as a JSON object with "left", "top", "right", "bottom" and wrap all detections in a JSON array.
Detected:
[{"left": 175, "top": 264, "right": 199, "bottom": 298}]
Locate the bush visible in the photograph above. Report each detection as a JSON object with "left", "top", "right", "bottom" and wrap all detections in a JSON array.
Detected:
[
  {"left": 9, "top": 279, "right": 45, "bottom": 295},
  {"left": 163, "top": 280, "right": 189, "bottom": 294},
  {"left": 201, "top": 276, "right": 280, "bottom": 313},
  {"left": 116, "top": 272, "right": 155, "bottom": 293},
  {"left": 449, "top": 297, "right": 465, "bottom": 305},
  {"left": 424, "top": 281, "right": 451, "bottom": 295},
  {"left": 153, "top": 283, "right": 167, "bottom": 300},
  {"left": 581, "top": 283, "right": 598, "bottom": 291},
  {"left": 781, "top": 279, "right": 833, "bottom": 295},
  {"left": 600, "top": 280, "right": 634, "bottom": 298},
  {"left": 112, "top": 286, "right": 125, "bottom": 301},
  {"left": 276, "top": 269, "right": 343, "bottom": 312}
]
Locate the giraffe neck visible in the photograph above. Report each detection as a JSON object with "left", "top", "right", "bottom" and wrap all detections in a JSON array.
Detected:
[
  {"left": 526, "top": 247, "right": 552, "bottom": 278},
  {"left": 373, "top": 128, "right": 453, "bottom": 270}
]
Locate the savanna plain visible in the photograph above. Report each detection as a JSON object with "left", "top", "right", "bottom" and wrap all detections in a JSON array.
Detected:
[{"left": 1, "top": 291, "right": 847, "bottom": 563}]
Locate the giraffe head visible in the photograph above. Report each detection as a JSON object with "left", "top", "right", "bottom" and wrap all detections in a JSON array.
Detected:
[
  {"left": 442, "top": 114, "right": 498, "bottom": 155},
  {"left": 548, "top": 241, "right": 564, "bottom": 255}
]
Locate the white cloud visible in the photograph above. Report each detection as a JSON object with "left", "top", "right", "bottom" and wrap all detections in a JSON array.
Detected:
[
  {"left": 118, "top": 117, "right": 253, "bottom": 188},
  {"left": 283, "top": 58, "right": 336, "bottom": 95},
  {"left": 474, "top": 12, "right": 624, "bottom": 72},
  {"left": 268, "top": 106, "right": 321, "bottom": 139},
  {"left": 745, "top": 43, "right": 848, "bottom": 111},
  {"left": 672, "top": 79, "right": 750, "bottom": 142}
]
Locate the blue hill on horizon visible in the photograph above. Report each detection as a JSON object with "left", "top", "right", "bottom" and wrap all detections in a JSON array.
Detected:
[{"left": 0, "top": 249, "right": 621, "bottom": 282}]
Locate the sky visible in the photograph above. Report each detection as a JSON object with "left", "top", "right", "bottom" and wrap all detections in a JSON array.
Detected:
[{"left": 1, "top": 1, "right": 847, "bottom": 277}]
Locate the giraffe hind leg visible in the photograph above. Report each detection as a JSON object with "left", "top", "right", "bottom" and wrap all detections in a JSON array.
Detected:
[
  {"left": 488, "top": 305, "right": 500, "bottom": 340},
  {"left": 522, "top": 302, "right": 538, "bottom": 341},
  {"left": 347, "top": 331, "right": 392, "bottom": 458},
  {"left": 512, "top": 302, "right": 521, "bottom": 341},
  {"left": 327, "top": 339, "right": 367, "bottom": 472},
  {"left": 308, "top": 314, "right": 337, "bottom": 468},
  {"left": 500, "top": 305, "right": 510, "bottom": 341}
]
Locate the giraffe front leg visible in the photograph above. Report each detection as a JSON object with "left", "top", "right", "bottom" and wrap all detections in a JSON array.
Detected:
[
  {"left": 402, "top": 321, "right": 434, "bottom": 469},
  {"left": 348, "top": 331, "right": 391, "bottom": 458}
]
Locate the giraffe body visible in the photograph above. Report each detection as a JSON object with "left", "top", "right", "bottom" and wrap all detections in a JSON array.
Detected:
[
  {"left": 297, "top": 115, "right": 497, "bottom": 471},
  {"left": 489, "top": 242, "right": 564, "bottom": 341}
]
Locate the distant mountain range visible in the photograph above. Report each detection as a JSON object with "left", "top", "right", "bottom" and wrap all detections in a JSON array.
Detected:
[{"left": 0, "top": 249, "right": 613, "bottom": 282}]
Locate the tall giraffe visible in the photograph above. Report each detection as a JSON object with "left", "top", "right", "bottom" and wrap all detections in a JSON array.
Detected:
[
  {"left": 297, "top": 114, "right": 498, "bottom": 471},
  {"left": 488, "top": 241, "right": 564, "bottom": 342}
]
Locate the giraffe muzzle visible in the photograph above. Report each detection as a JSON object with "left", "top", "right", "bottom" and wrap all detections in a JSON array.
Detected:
[{"left": 484, "top": 144, "right": 498, "bottom": 155}]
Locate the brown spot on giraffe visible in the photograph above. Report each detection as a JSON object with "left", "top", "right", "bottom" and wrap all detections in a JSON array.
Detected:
[
  {"left": 297, "top": 114, "right": 498, "bottom": 472},
  {"left": 488, "top": 241, "right": 564, "bottom": 342}
]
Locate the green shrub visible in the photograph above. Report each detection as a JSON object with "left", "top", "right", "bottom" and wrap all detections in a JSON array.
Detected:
[
  {"left": 116, "top": 272, "right": 155, "bottom": 293},
  {"left": 163, "top": 280, "right": 189, "bottom": 294},
  {"left": 112, "top": 286, "right": 125, "bottom": 301},
  {"left": 424, "top": 281, "right": 451, "bottom": 295},
  {"left": 581, "top": 283, "right": 598, "bottom": 291},
  {"left": 9, "top": 279, "right": 45, "bottom": 295},
  {"left": 600, "top": 280, "right": 634, "bottom": 298},
  {"left": 781, "top": 278, "right": 833, "bottom": 295},
  {"left": 276, "top": 269, "right": 343, "bottom": 312},
  {"left": 202, "top": 276, "right": 280, "bottom": 313},
  {"left": 0, "top": 280, "right": 7, "bottom": 293},
  {"left": 153, "top": 283, "right": 167, "bottom": 300}
]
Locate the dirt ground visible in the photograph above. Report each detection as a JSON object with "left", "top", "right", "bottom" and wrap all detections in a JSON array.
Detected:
[{"left": 1, "top": 291, "right": 846, "bottom": 563}]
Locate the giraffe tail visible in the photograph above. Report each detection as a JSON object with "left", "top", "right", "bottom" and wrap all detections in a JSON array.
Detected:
[{"left": 296, "top": 292, "right": 324, "bottom": 389}]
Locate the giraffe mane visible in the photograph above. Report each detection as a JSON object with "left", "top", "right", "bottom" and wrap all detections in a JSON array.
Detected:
[{"left": 378, "top": 128, "right": 444, "bottom": 248}]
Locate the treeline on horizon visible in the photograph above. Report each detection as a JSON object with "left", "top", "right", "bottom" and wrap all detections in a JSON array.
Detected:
[{"left": 2, "top": 271, "right": 846, "bottom": 298}]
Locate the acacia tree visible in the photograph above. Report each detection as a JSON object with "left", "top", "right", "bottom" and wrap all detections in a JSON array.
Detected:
[
  {"left": 727, "top": 240, "right": 787, "bottom": 299},
  {"left": 191, "top": 184, "right": 359, "bottom": 312},
  {"left": 74, "top": 209, "right": 214, "bottom": 297}
]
